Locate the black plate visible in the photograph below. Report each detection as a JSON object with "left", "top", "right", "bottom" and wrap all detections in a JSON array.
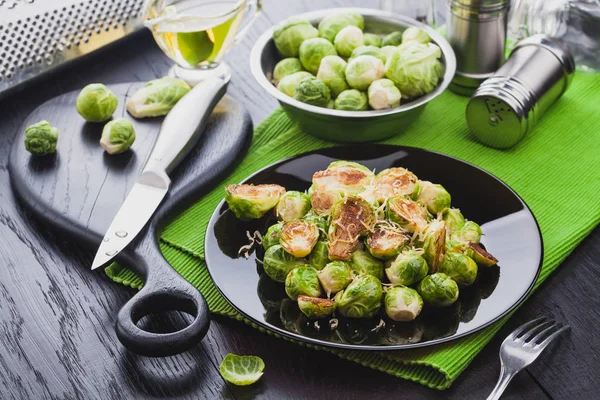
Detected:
[{"left": 204, "top": 145, "right": 543, "bottom": 350}]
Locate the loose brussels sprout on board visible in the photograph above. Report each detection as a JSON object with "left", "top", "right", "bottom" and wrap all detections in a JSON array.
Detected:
[
  {"left": 126, "top": 77, "right": 191, "bottom": 118},
  {"left": 276, "top": 191, "right": 311, "bottom": 221},
  {"left": 225, "top": 184, "right": 286, "bottom": 220},
  {"left": 273, "top": 18, "right": 319, "bottom": 57},
  {"left": 384, "top": 286, "right": 423, "bottom": 321},
  {"left": 285, "top": 266, "right": 322, "bottom": 299},
  {"left": 24, "top": 121, "right": 58, "bottom": 156},
  {"left": 100, "top": 118, "right": 136, "bottom": 155},
  {"left": 280, "top": 220, "right": 319, "bottom": 257},
  {"left": 334, "top": 274, "right": 383, "bottom": 318},
  {"left": 317, "top": 261, "right": 353, "bottom": 295},
  {"left": 273, "top": 58, "right": 305, "bottom": 86},
  {"left": 76, "top": 83, "right": 118, "bottom": 122},
  {"left": 316, "top": 56, "right": 349, "bottom": 98}
]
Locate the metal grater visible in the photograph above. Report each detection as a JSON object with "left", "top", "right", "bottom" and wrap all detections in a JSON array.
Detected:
[{"left": 0, "top": 0, "right": 145, "bottom": 100}]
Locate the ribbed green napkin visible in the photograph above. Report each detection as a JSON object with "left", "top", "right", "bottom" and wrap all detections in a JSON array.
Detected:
[{"left": 106, "top": 73, "right": 600, "bottom": 390}]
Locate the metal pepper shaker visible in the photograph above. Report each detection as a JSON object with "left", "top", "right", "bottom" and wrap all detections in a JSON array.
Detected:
[
  {"left": 466, "top": 35, "right": 575, "bottom": 149},
  {"left": 447, "top": 0, "right": 510, "bottom": 95}
]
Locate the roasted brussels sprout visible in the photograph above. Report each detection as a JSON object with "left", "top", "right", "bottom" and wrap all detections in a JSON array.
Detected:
[
  {"left": 382, "top": 31, "right": 404, "bottom": 46},
  {"left": 24, "top": 121, "right": 58, "bottom": 156},
  {"left": 333, "top": 89, "right": 368, "bottom": 111},
  {"left": 273, "top": 58, "right": 305, "bottom": 85},
  {"left": 299, "top": 38, "right": 338, "bottom": 74},
  {"left": 384, "top": 286, "right": 424, "bottom": 321},
  {"left": 385, "top": 42, "right": 444, "bottom": 98},
  {"left": 285, "top": 266, "right": 322, "bottom": 299},
  {"left": 385, "top": 251, "right": 429, "bottom": 286},
  {"left": 276, "top": 191, "right": 311, "bottom": 221},
  {"left": 280, "top": 220, "right": 319, "bottom": 257},
  {"left": 100, "top": 118, "right": 135, "bottom": 154},
  {"left": 402, "top": 27, "right": 431, "bottom": 44},
  {"left": 367, "top": 78, "right": 402, "bottom": 110},
  {"left": 303, "top": 210, "right": 329, "bottom": 235},
  {"left": 328, "top": 195, "right": 377, "bottom": 261},
  {"left": 363, "top": 33, "right": 382, "bottom": 47},
  {"left": 263, "top": 223, "right": 283, "bottom": 250},
  {"left": 466, "top": 242, "right": 498, "bottom": 267},
  {"left": 317, "top": 13, "right": 364, "bottom": 42},
  {"left": 439, "top": 251, "right": 478, "bottom": 287},
  {"left": 417, "top": 273, "right": 459, "bottom": 307},
  {"left": 365, "top": 225, "right": 409, "bottom": 260},
  {"left": 452, "top": 221, "right": 483, "bottom": 244},
  {"left": 334, "top": 275, "right": 383, "bottom": 318},
  {"left": 317, "top": 261, "right": 353, "bottom": 295},
  {"left": 273, "top": 18, "right": 319, "bottom": 57},
  {"left": 349, "top": 45, "right": 386, "bottom": 64},
  {"left": 373, "top": 168, "right": 419, "bottom": 203},
  {"left": 386, "top": 196, "right": 429, "bottom": 234},
  {"left": 334, "top": 26, "right": 364, "bottom": 57},
  {"left": 263, "top": 245, "right": 306, "bottom": 282},
  {"left": 349, "top": 249, "right": 384, "bottom": 279},
  {"left": 422, "top": 219, "right": 447, "bottom": 272},
  {"left": 345, "top": 55, "right": 385, "bottom": 90},
  {"left": 416, "top": 181, "right": 451, "bottom": 214},
  {"left": 316, "top": 55, "right": 349, "bottom": 98},
  {"left": 442, "top": 208, "right": 465, "bottom": 234},
  {"left": 76, "top": 83, "right": 118, "bottom": 122},
  {"left": 126, "top": 77, "right": 191, "bottom": 118},
  {"left": 310, "top": 188, "right": 344, "bottom": 216},
  {"left": 225, "top": 184, "right": 286, "bottom": 220},
  {"left": 445, "top": 239, "right": 467, "bottom": 253},
  {"left": 277, "top": 71, "right": 315, "bottom": 97},
  {"left": 293, "top": 78, "right": 332, "bottom": 107},
  {"left": 308, "top": 239, "right": 329, "bottom": 270},
  {"left": 297, "top": 295, "right": 336, "bottom": 318}
]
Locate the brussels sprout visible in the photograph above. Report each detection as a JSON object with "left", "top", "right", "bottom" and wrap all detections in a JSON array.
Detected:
[
  {"left": 442, "top": 208, "right": 465, "bottom": 234},
  {"left": 452, "top": 221, "right": 483, "bottom": 244},
  {"left": 277, "top": 71, "right": 315, "bottom": 97},
  {"left": 328, "top": 195, "right": 377, "bottom": 261},
  {"left": 293, "top": 78, "right": 332, "bottom": 107},
  {"left": 466, "top": 242, "right": 498, "bottom": 267},
  {"left": 334, "top": 275, "right": 383, "bottom": 318},
  {"left": 126, "top": 77, "right": 191, "bottom": 118},
  {"left": 263, "top": 245, "right": 306, "bottom": 282},
  {"left": 386, "top": 196, "right": 429, "bottom": 234},
  {"left": 276, "top": 191, "right": 311, "bottom": 221},
  {"left": 416, "top": 181, "right": 451, "bottom": 214},
  {"left": 385, "top": 42, "right": 444, "bottom": 98},
  {"left": 285, "top": 266, "right": 321, "bottom": 299},
  {"left": 349, "top": 249, "right": 384, "bottom": 279},
  {"left": 297, "top": 295, "right": 336, "bottom": 318},
  {"left": 439, "top": 251, "right": 478, "bottom": 287},
  {"left": 382, "top": 31, "right": 404, "bottom": 46},
  {"left": 349, "top": 46, "right": 386, "bottom": 64},
  {"left": 273, "top": 18, "right": 318, "bottom": 57},
  {"left": 445, "top": 239, "right": 467, "bottom": 253},
  {"left": 365, "top": 225, "right": 409, "bottom": 260},
  {"left": 225, "top": 184, "right": 286, "bottom": 220},
  {"left": 402, "top": 27, "right": 431, "bottom": 44},
  {"left": 384, "top": 286, "right": 423, "bottom": 321},
  {"left": 263, "top": 223, "right": 283, "bottom": 250},
  {"left": 303, "top": 211, "right": 329, "bottom": 235},
  {"left": 308, "top": 239, "right": 329, "bottom": 270},
  {"left": 373, "top": 168, "right": 419, "bottom": 203},
  {"left": 310, "top": 188, "right": 344, "bottom": 216},
  {"left": 379, "top": 45, "right": 400, "bottom": 64},
  {"left": 422, "top": 219, "right": 447, "bottom": 272},
  {"left": 316, "top": 55, "right": 349, "bottom": 98},
  {"left": 334, "top": 89, "right": 368, "bottom": 111},
  {"left": 280, "top": 220, "right": 319, "bottom": 257},
  {"left": 273, "top": 58, "right": 304, "bottom": 85},
  {"left": 367, "top": 78, "right": 401, "bottom": 110},
  {"left": 24, "top": 121, "right": 58, "bottom": 156},
  {"left": 318, "top": 13, "right": 364, "bottom": 42},
  {"left": 312, "top": 160, "right": 375, "bottom": 195},
  {"left": 100, "top": 118, "right": 135, "bottom": 154},
  {"left": 345, "top": 55, "right": 385, "bottom": 90},
  {"left": 76, "top": 83, "right": 118, "bottom": 122},
  {"left": 317, "top": 261, "right": 353, "bottom": 295},
  {"left": 417, "top": 273, "right": 459, "bottom": 307},
  {"left": 363, "top": 33, "right": 382, "bottom": 47},
  {"left": 299, "top": 38, "right": 338, "bottom": 74},
  {"left": 334, "top": 26, "right": 364, "bottom": 57},
  {"left": 385, "top": 251, "right": 429, "bottom": 286}
]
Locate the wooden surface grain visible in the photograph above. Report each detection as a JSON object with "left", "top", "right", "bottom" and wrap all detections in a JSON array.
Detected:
[{"left": 0, "top": 0, "right": 598, "bottom": 399}]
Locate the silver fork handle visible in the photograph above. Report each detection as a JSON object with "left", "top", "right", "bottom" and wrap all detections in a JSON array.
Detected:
[{"left": 487, "top": 366, "right": 517, "bottom": 400}]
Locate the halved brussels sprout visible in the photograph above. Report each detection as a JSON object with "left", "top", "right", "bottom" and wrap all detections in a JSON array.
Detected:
[
  {"left": 373, "top": 168, "right": 419, "bottom": 203},
  {"left": 273, "top": 18, "right": 319, "bottom": 57},
  {"left": 384, "top": 286, "right": 424, "bottom": 321},
  {"left": 416, "top": 181, "right": 451, "bottom": 215},
  {"left": 386, "top": 196, "right": 429, "bottom": 234},
  {"left": 334, "top": 26, "right": 364, "bottom": 57},
  {"left": 276, "top": 191, "right": 311, "bottom": 221},
  {"left": 297, "top": 295, "right": 336, "bottom": 318},
  {"left": 422, "top": 219, "right": 447, "bottom": 273},
  {"left": 277, "top": 71, "right": 315, "bottom": 97},
  {"left": 417, "top": 273, "right": 459, "bottom": 307},
  {"left": 273, "top": 58, "right": 305, "bottom": 85},
  {"left": 316, "top": 55, "right": 349, "bottom": 98},
  {"left": 294, "top": 78, "right": 332, "bottom": 107},
  {"left": 328, "top": 195, "right": 377, "bottom": 261},
  {"left": 402, "top": 27, "right": 431, "bottom": 44},
  {"left": 285, "top": 266, "right": 322, "bottom": 299},
  {"left": 280, "top": 220, "right": 319, "bottom": 257},
  {"left": 442, "top": 208, "right": 465, "bottom": 234},
  {"left": 299, "top": 38, "right": 338, "bottom": 74},
  {"left": 349, "top": 249, "right": 384, "bottom": 279},
  {"left": 126, "top": 77, "right": 190, "bottom": 118},
  {"left": 317, "top": 261, "right": 353, "bottom": 295},
  {"left": 439, "top": 251, "right": 478, "bottom": 287},
  {"left": 445, "top": 239, "right": 467, "bottom": 253},
  {"left": 385, "top": 42, "right": 444, "bottom": 98},
  {"left": 382, "top": 31, "right": 404, "bottom": 46},
  {"left": 367, "top": 78, "right": 402, "bottom": 110},
  {"left": 365, "top": 225, "right": 409, "bottom": 260},
  {"left": 466, "top": 242, "right": 498, "bottom": 267},
  {"left": 345, "top": 55, "right": 385, "bottom": 90},
  {"left": 334, "top": 89, "right": 368, "bottom": 111},
  {"left": 317, "top": 13, "right": 364, "bottom": 42},
  {"left": 225, "top": 184, "right": 286, "bottom": 220},
  {"left": 452, "top": 221, "right": 483, "bottom": 244},
  {"left": 334, "top": 274, "right": 383, "bottom": 318},
  {"left": 310, "top": 188, "right": 344, "bottom": 216},
  {"left": 363, "top": 33, "right": 382, "bottom": 47},
  {"left": 263, "top": 245, "right": 306, "bottom": 282},
  {"left": 263, "top": 223, "right": 283, "bottom": 250},
  {"left": 385, "top": 251, "right": 429, "bottom": 286},
  {"left": 308, "top": 239, "right": 329, "bottom": 270},
  {"left": 349, "top": 45, "right": 386, "bottom": 64}
]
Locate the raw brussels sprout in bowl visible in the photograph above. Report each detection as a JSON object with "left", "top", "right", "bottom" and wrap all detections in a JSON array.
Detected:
[{"left": 250, "top": 7, "right": 456, "bottom": 142}]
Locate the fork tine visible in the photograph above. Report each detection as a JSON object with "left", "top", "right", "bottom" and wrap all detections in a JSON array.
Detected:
[
  {"left": 528, "top": 323, "right": 559, "bottom": 344},
  {"left": 521, "top": 321, "right": 556, "bottom": 343},
  {"left": 537, "top": 325, "right": 570, "bottom": 349},
  {"left": 507, "top": 317, "right": 547, "bottom": 341}
]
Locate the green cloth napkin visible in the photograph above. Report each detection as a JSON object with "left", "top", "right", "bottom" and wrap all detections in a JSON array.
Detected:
[{"left": 106, "top": 73, "right": 600, "bottom": 390}]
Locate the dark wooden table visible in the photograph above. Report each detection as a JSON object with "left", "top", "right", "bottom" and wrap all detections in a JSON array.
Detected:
[{"left": 0, "top": 1, "right": 598, "bottom": 399}]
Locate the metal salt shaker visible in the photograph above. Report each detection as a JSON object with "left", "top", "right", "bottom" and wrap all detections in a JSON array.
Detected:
[
  {"left": 466, "top": 35, "right": 575, "bottom": 149},
  {"left": 447, "top": 0, "right": 510, "bottom": 95}
]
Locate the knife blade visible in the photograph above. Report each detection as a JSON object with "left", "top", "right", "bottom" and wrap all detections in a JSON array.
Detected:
[{"left": 91, "top": 74, "right": 230, "bottom": 270}]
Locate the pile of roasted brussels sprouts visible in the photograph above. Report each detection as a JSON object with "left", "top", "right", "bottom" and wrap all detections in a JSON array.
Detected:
[
  {"left": 225, "top": 161, "right": 498, "bottom": 324},
  {"left": 270, "top": 13, "right": 445, "bottom": 111}
]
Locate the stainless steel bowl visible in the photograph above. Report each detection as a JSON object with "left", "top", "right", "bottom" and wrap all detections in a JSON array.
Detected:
[{"left": 250, "top": 8, "right": 457, "bottom": 143}]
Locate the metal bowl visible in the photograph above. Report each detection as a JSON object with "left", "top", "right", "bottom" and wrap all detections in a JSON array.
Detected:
[{"left": 250, "top": 8, "right": 456, "bottom": 143}]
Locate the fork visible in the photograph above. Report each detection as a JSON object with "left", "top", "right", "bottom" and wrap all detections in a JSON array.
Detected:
[{"left": 486, "top": 317, "right": 570, "bottom": 400}]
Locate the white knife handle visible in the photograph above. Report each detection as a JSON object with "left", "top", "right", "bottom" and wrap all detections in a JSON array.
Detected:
[{"left": 139, "top": 78, "right": 228, "bottom": 187}]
